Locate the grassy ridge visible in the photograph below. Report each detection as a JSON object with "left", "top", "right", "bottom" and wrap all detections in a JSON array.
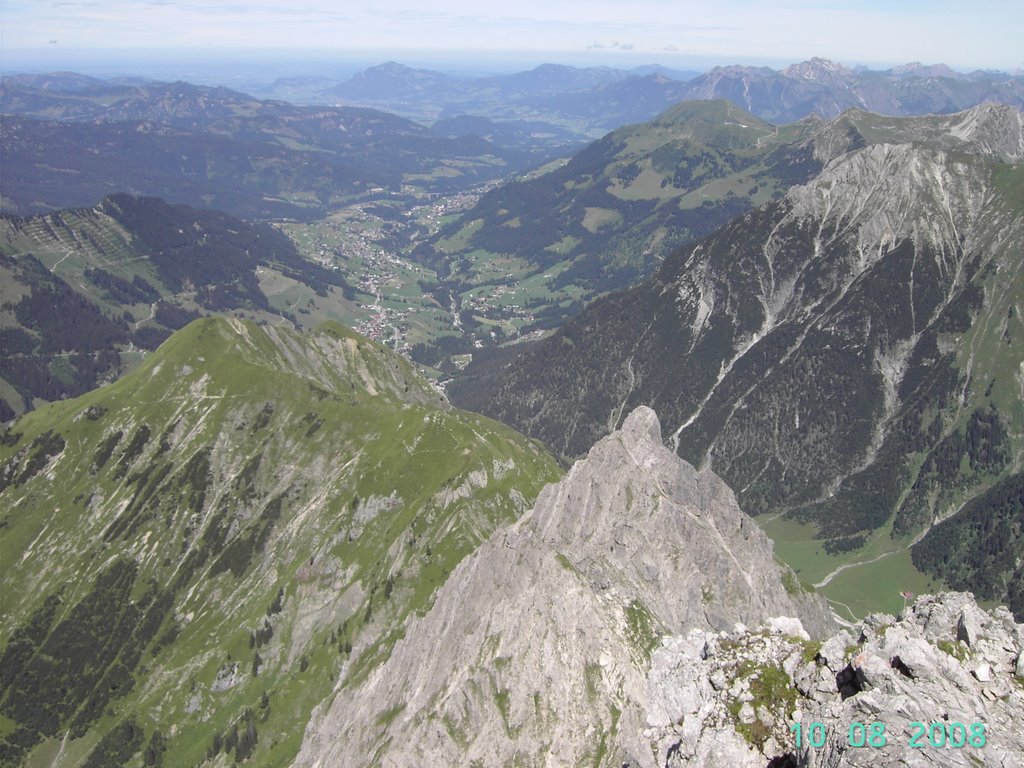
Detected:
[{"left": 0, "top": 317, "right": 561, "bottom": 767}]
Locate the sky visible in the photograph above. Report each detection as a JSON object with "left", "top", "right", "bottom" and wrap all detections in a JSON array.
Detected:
[{"left": 2, "top": 0, "right": 1023, "bottom": 74}]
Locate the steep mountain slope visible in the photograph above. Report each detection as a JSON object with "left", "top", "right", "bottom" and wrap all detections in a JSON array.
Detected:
[
  {"left": 1, "top": 195, "right": 356, "bottom": 418},
  {"left": 455, "top": 104, "right": 1024, "bottom": 614},
  {"left": 294, "top": 407, "right": 833, "bottom": 766},
  {"left": 419, "top": 99, "right": 810, "bottom": 287},
  {"left": 0, "top": 317, "right": 561, "bottom": 767},
  {"left": 413, "top": 103, "right": 1024, "bottom": 367}
]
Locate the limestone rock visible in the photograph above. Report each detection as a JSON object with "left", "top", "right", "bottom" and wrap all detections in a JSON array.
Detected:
[
  {"left": 292, "top": 406, "right": 833, "bottom": 767},
  {"left": 769, "top": 616, "right": 811, "bottom": 641},
  {"left": 957, "top": 607, "right": 981, "bottom": 647},
  {"left": 289, "top": 409, "right": 1024, "bottom": 768},
  {"left": 656, "top": 592, "right": 1024, "bottom": 767}
]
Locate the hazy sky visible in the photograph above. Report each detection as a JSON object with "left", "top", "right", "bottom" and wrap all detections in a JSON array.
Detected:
[{"left": 3, "top": 0, "right": 1022, "bottom": 72}]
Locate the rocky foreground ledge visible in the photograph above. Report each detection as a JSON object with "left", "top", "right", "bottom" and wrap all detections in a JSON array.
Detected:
[
  {"left": 294, "top": 408, "right": 1023, "bottom": 767},
  {"left": 651, "top": 592, "right": 1024, "bottom": 767}
]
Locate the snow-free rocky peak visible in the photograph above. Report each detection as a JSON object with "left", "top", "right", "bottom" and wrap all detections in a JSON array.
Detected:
[
  {"left": 782, "top": 57, "right": 857, "bottom": 87},
  {"left": 294, "top": 406, "right": 833, "bottom": 767}
]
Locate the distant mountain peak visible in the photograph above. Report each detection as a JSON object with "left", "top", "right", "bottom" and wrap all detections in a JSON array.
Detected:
[
  {"left": 369, "top": 60, "right": 413, "bottom": 73},
  {"left": 887, "top": 61, "right": 962, "bottom": 80},
  {"left": 348, "top": 61, "right": 453, "bottom": 84},
  {"left": 531, "top": 62, "right": 572, "bottom": 73},
  {"left": 783, "top": 57, "right": 855, "bottom": 83}
]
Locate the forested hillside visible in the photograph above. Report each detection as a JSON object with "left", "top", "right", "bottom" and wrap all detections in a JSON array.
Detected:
[
  {"left": 1, "top": 195, "right": 357, "bottom": 417},
  {"left": 452, "top": 105, "right": 1024, "bottom": 616}
]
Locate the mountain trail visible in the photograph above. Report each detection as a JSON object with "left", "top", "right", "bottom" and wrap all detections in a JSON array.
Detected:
[{"left": 813, "top": 549, "right": 898, "bottom": 588}]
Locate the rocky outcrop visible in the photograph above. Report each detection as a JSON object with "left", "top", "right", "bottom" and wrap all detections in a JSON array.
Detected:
[
  {"left": 294, "top": 408, "right": 1024, "bottom": 767},
  {"left": 294, "top": 407, "right": 833, "bottom": 767},
  {"left": 652, "top": 591, "right": 1024, "bottom": 767}
]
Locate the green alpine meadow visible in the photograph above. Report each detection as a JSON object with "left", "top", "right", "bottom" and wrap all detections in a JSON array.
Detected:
[{"left": 0, "top": 317, "right": 561, "bottom": 767}]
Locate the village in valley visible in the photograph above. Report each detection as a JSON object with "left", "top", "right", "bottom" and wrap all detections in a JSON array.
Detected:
[{"left": 276, "top": 183, "right": 543, "bottom": 369}]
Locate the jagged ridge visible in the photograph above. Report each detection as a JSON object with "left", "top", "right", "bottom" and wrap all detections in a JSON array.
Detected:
[{"left": 295, "top": 407, "right": 832, "bottom": 766}]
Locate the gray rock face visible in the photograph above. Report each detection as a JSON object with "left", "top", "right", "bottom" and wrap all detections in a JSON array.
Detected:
[
  {"left": 649, "top": 591, "right": 1024, "bottom": 767},
  {"left": 293, "top": 406, "right": 832, "bottom": 767}
]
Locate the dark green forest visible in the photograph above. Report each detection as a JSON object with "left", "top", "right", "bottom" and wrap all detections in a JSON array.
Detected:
[{"left": 913, "top": 472, "right": 1024, "bottom": 619}]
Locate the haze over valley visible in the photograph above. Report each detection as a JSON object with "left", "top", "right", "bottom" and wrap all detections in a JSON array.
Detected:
[{"left": 2, "top": 3, "right": 1024, "bottom": 765}]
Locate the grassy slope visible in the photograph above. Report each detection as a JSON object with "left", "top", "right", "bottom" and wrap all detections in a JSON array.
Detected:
[
  {"left": 408, "top": 100, "right": 820, "bottom": 366},
  {"left": 0, "top": 317, "right": 561, "bottom": 767}
]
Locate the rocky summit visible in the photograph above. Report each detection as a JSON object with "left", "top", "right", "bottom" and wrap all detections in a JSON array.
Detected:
[
  {"left": 294, "top": 407, "right": 833, "bottom": 766},
  {"left": 293, "top": 408, "right": 1024, "bottom": 768}
]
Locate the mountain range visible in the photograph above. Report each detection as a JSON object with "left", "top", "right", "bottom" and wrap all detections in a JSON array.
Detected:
[
  {"left": 682, "top": 57, "right": 1024, "bottom": 123},
  {"left": 3, "top": 58, "right": 1024, "bottom": 767},
  {"left": 410, "top": 99, "right": 827, "bottom": 353},
  {"left": 314, "top": 58, "right": 1024, "bottom": 134},
  {"left": 451, "top": 103, "right": 1024, "bottom": 617},
  {"left": 418, "top": 99, "right": 1024, "bottom": 364},
  {"left": 401, "top": 85, "right": 1024, "bottom": 367},
  {"left": 0, "top": 78, "right": 548, "bottom": 220}
]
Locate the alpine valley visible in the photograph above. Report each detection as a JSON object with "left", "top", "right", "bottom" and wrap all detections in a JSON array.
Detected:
[
  {"left": 2, "top": 54, "right": 1024, "bottom": 768},
  {"left": 454, "top": 103, "right": 1024, "bottom": 621}
]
